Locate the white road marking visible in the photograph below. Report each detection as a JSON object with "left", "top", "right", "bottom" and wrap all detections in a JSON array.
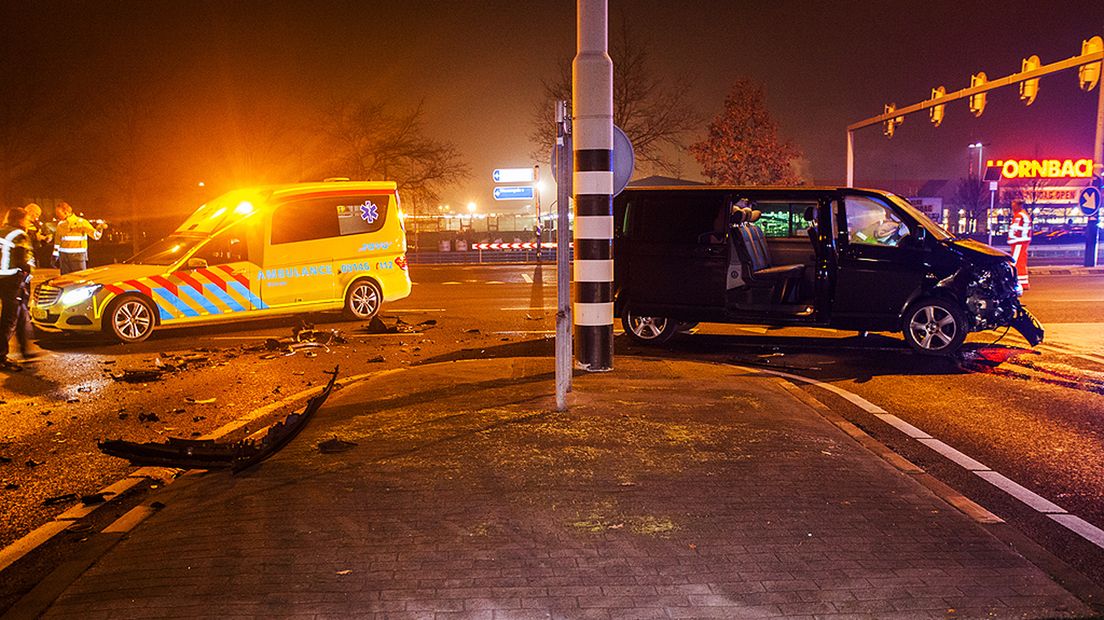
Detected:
[
  {"left": 874, "top": 413, "right": 930, "bottom": 438},
  {"left": 500, "top": 306, "right": 558, "bottom": 311},
  {"left": 485, "top": 281, "right": 505, "bottom": 284},
  {"left": 521, "top": 273, "right": 533, "bottom": 283},
  {"left": 1049, "top": 514, "right": 1104, "bottom": 547},
  {"left": 384, "top": 308, "right": 446, "bottom": 313},
  {"left": 441, "top": 281, "right": 462, "bottom": 285},
  {"left": 732, "top": 364, "right": 1104, "bottom": 552},
  {"left": 975, "top": 471, "right": 1065, "bottom": 513},
  {"left": 917, "top": 438, "right": 989, "bottom": 471}
]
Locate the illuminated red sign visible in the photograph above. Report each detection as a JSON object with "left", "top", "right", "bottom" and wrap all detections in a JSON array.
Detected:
[{"left": 987, "top": 159, "right": 1095, "bottom": 179}]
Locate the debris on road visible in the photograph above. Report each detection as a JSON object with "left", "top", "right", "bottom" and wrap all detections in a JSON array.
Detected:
[
  {"left": 112, "top": 369, "right": 164, "bottom": 383},
  {"left": 248, "top": 325, "right": 348, "bottom": 357},
  {"left": 727, "top": 354, "right": 822, "bottom": 373},
  {"left": 137, "top": 412, "right": 160, "bottom": 423},
  {"left": 362, "top": 316, "right": 437, "bottom": 335},
  {"left": 318, "top": 437, "right": 357, "bottom": 454},
  {"left": 366, "top": 355, "right": 385, "bottom": 363},
  {"left": 81, "top": 492, "right": 108, "bottom": 505},
  {"left": 43, "top": 492, "right": 78, "bottom": 506},
  {"left": 185, "top": 397, "right": 217, "bottom": 405},
  {"left": 25, "top": 459, "right": 42, "bottom": 468},
  {"left": 98, "top": 367, "right": 340, "bottom": 472}
]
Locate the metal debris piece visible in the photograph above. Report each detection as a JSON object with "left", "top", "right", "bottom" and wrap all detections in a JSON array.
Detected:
[
  {"left": 138, "top": 412, "right": 160, "bottom": 423},
  {"left": 98, "top": 367, "right": 340, "bottom": 472},
  {"left": 81, "top": 492, "right": 108, "bottom": 505},
  {"left": 318, "top": 437, "right": 357, "bottom": 454},
  {"left": 4, "top": 483, "right": 20, "bottom": 490},
  {"left": 25, "top": 459, "right": 42, "bottom": 468},
  {"left": 185, "top": 397, "right": 216, "bottom": 405},
  {"left": 366, "top": 355, "right": 385, "bottom": 363},
  {"left": 77, "top": 386, "right": 92, "bottom": 393},
  {"left": 43, "top": 492, "right": 78, "bottom": 506},
  {"left": 113, "top": 369, "right": 164, "bottom": 383}
]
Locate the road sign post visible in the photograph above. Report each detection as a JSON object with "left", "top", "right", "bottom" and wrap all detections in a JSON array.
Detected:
[
  {"left": 555, "top": 100, "right": 572, "bottom": 410},
  {"left": 1082, "top": 185, "right": 1102, "bottom": 267}
]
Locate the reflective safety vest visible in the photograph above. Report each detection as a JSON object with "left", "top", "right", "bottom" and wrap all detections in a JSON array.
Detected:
[
  {"left": 1007, "top": 210, "right": 1032, "bottom": 245},
  {"left": 0, "top": 226, "right": 33, "bottom": 277},
  {"left": 53, "top": 214, "right": 102, "bottom": 257}
]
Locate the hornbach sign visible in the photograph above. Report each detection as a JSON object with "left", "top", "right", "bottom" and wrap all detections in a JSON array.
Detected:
[{"left": 988, "top": 158, "right": 1096, "bottom": 179}]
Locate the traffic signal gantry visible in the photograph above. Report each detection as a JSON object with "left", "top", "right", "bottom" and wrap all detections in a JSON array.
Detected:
[{"left": 847, "top": 35, "right": 1103, "bottom": 187}]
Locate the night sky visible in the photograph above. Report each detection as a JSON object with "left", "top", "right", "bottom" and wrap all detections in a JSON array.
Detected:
[{"left": 3, "top": 0, "right": 1103, "bottom": 216}]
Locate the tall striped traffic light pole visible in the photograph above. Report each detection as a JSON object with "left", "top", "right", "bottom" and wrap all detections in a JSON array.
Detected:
[{"left": 572, "top": 0, "right": 614, "bottom": 371}]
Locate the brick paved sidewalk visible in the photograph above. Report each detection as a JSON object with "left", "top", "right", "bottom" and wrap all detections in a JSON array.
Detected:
[{"left": 38, "top": 357, "right": 1091, "bottom": 619}]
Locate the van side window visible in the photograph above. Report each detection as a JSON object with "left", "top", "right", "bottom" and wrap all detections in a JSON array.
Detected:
[
  {"left": 753, "top": 202, "right": 819, "bottom": 238},
  {"left": 638, "top": 192, "right": 726, "bottom": 245},
  {"left": 194, "top": 224, "right": 249, "bottom": 265},
  {"left": 271, "top": 199, "right": 342, "bottom": 244},
  {"left": 336, "top": 195, "right": 390, "bottom": 236},
  {"left": 844, "top": 196, "right": 909, "bottom": 247}
]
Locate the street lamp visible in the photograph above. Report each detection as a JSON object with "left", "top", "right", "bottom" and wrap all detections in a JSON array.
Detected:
[
  {"left": 969, "top": 142, "right": 996, "bottom": 245},
  {"left": 968, "top": 142, "right": 985, "bottom": 177}
]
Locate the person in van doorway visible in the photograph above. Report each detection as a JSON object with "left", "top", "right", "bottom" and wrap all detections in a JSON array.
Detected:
[
  {"left": 53, "top": 201, "right": 106, "bottom": 275},
  {"left": 1007, "top": 199, "right": 1032, "bottom": 291},
  {"left": 0, "top": 207, "right": 36, "bottom": 371}
]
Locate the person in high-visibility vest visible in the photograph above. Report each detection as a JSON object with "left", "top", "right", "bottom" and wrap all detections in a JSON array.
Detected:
[
  {"left": 0, "top": 207, "right": 35, "bottom": 371},
  {"left": 1007, "top": 199, "right": 1032, "bottom": 291},
  {"left": 53, "top": 201, "right": 106, "bottom": 275}
]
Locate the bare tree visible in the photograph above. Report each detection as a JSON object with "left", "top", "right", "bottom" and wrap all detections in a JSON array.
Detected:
[
  {"left": 952, "top": 176, "right": 988, "bottom": 236},
  {"left": 690, "top": 79, "right": 803, "bottom": 185},
  {"left": 312, "top": 98, "right": 470, "bottom": 207},
  {"left": 529, "top": 20, "right": 700, "bottom": 175}
]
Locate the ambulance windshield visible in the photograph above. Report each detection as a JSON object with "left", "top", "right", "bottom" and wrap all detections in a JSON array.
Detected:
[{"left": 124, "top": 236, "right": 204, "bottom": 266}]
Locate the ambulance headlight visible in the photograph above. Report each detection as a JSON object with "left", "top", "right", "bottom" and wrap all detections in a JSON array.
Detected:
[{"left": 60, "top": 284, "right": 101, "bottom": 307}]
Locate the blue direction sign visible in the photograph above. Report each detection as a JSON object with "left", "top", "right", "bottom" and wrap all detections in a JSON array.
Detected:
[
  {"left": 493, "top": 185, "right": 535, "bottom": 201},
  {"left": 493, "top": 168, "right": 534, "bottom": 183},
  {"left": 1079, "top": 186, "right": 1101, "bottom": 216}
]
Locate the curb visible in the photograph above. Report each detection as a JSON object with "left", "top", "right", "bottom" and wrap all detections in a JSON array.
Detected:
[{"left": 1029, "top": 266, "right": 1104, "bottom": 276}]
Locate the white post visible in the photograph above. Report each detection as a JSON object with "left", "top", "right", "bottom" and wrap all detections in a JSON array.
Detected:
[
  {"left": 572, "top": 0, "right": 614, "bottom": 371},
  {"left": 846, "top": 130, "right": 854, "bottom": 187}
]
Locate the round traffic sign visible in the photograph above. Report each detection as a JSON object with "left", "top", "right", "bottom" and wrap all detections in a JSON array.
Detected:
[
  {"left": 1079, "top": 186, "right": 1101, "bottom": 217},
  {"left": 550, "top": 125, "right": 635, "bottom": 197}
]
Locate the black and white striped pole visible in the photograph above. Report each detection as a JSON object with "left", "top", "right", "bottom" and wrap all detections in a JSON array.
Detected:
[{"left": 572, "top": 0, "right": 614, "bottom": 372}]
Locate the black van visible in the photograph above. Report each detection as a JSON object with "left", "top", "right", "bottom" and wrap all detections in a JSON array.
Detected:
[{"left": 613, "top": 186, "right": 1044, "bottom": 355}]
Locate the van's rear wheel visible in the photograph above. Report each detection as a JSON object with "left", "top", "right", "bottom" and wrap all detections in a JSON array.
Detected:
[
  {"left": 345, "top": 279, "right": 382, "bottom": 320},
  {"left": 903, "top": 298, "right": 966, "bottom": 356},
  {"left": 622, "top": 311, "right": 678, "bottom": 345},
  {"left": 105, "top": 296, "right": 156, "bottom": 343}
]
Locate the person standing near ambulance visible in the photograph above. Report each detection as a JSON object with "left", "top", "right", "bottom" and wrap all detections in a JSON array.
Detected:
[
  {"left": 53, "top": 201, "right": 107, "bottom": 275},
  {"left": 1, "top": 207, "right": 36, "bottom": 371},
  {"left": 1007, "top": 199, "right": 1032, "bottom": 291}
]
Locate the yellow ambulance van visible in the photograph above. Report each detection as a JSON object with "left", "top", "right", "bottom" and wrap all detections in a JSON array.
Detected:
[{"left": 31, "top": 181, "right": 412, "bottom": 342}]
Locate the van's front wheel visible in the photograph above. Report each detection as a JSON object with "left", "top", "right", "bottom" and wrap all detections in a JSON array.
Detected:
[
  {"left": 622, "top": 311, "right": 678, "bottom": 345},
  {"left": 902, "top": 298, "right": 966, "bottom": 356},
  {"left": 105, "top": 295, "right": 156, "bottom": 343},
  {"left": 345, "top": 279, "right": 382, "bottom": 320}
]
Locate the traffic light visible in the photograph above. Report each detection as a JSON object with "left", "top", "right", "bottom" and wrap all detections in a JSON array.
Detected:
[
  {"left": 969, "top": 72, "right": 988, "bottom": 117},
  {"left": 883, "top": 103, "right": 903, "bottom": 137},
  {"left": 1080, "top": 36, "right": 1102, "bottom": 92},
  {"left": 929, "top": 86, "right": 946, "bottom": 127},
  {"left": 1019, "top": 55, "right": 1040, "bottom": 105}
]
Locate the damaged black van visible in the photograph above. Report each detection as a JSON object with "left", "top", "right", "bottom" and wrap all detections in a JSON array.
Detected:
[{"left": 613, "top": 186, "right": 1044, "bottom": 356}]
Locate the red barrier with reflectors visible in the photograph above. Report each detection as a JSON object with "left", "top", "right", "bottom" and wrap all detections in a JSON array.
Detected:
[{"left": 472, "top": 242, "right": 562, "bottom": 250}]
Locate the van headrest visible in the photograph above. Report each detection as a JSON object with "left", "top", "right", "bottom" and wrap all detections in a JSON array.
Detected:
[
  {"left": 730, "top": 208, "right": 744, "bottom": 225},
  {"left": 803, "top": 205, "right": 816, "bottom": 222},
  {"left": 749, "top": 209, "right": 762, "bottom": 223},
  {"left": 742, "top": 207, "right": 754, "bottom": 222}
]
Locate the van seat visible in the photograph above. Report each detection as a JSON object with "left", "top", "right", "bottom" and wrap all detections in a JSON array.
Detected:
[{"left": 733, "top": 209, "right": 806, "bottom": 302}]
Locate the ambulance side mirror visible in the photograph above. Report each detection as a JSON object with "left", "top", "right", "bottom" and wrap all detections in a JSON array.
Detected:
[{"left": 187, "top": 258, "right": 208, "bottom": 270}]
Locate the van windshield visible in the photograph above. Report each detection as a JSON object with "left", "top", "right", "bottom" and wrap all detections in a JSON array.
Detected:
[
  {"left": 886, "top": 193, "right": 955, "bottom": 241},
  {"left": 124, "top": 236, "right": 204, "bottom": 266}
]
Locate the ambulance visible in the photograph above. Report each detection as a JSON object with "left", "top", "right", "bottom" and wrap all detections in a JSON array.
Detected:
[{"left": 31, "top": 181, "right": 412, "bottom": 343}]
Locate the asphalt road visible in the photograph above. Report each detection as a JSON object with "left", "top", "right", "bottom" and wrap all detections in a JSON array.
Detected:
[{"left": 1, "top": 264, "right": 1103, "bottom": 601}]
